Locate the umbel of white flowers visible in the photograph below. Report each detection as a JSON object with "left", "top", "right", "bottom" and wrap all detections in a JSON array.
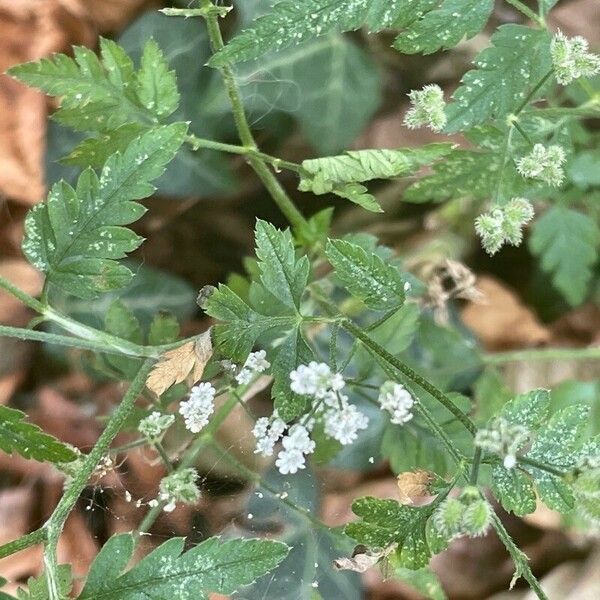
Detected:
[
  {"left": 516, "top": 144, "right": 566, "bottom": 187},
  {"left": 551, "top": 31, "right": 600, "bottom": 86},
  {"left": 403, "top": 84, "right": 447, "bottom": 132},
  {"left": 475, "top": 198, "right": 535, "bottom": 255},
  {"left": 252, "top": 362, "right": 416, "bottom": 475},
  {"left": 158, "top": 468, "right": 200, "bottom": 513},
  {"left": 475, "top": 417, "right": 531, "bottom": 470}
]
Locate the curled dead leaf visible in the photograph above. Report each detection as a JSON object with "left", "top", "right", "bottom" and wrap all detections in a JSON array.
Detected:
[
  {"left": 397, "top": 469, "right": 436, "bottom": 505},
  {"left": 146, "top": 330, "right": 213, "bottom": 396}
]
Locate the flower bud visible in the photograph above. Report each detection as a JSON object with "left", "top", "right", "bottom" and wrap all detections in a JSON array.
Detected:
[
  {"left": 551, "top": 31, "right": 600, "bottom": 86},
  {"left": 461, "top": 498, "right": 492, "bottom": 537},
  {"left": 516, "top": 144, "right": 566, "bottom": 187},
  {"left": 404, "top": 84, "right": 447, "bottom": 132},
  {"left": 432, "top": 497, "right": 464, "bottom": 539},
  {"left": 158, "top": 468, "right": 201, "bottom": 512}
]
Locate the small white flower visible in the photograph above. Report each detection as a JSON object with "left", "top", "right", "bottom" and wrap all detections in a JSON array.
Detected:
[
  {"left": 138, "top": 411, "right": 175, "bottom": 440},
  {"left": 378, "top": 382, "right": 415, "bottom": 424},
  {"left": 475, "top": 418, "right": 531, "bottom": 470},
  {"left": 235, "top": 350, "right": 271, "bottom": 385},
  {"left": 516, "top": 144, "right": 566, "bottom": 187},
  {"left": 158, "top": 468, "right": 200, "bottom": 512},
  {"left": 253, "top": 413, "right": 286, "bottom": 456},
  {"left": 275, "top": 424, "right": 315, "bottom": 475},
  {"left": 323, "top": 403, "right": 369, "bottom": 445},
  {"left": 404, "top": 84, "right": 447, "bottom": 132},
  {"left": 289, "top": 361, "right": 345, "bottom": 399},
  {"left": 551, "top": 31, "right": 600, "bottom": 86},
  {"left": 179, "top": 382, "right": 216, "bottom": 433}
]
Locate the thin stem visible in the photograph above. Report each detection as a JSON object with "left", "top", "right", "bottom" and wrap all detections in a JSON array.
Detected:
[
  {"left": 365, "top": 307, "right": 400, "bottom": 332},
  {"left": 0, "top": 528, "right": 46, "bottom": 560},
  {"left": 514, "top": 70, "right": 554, "bottom": 115},
  {"left": 518, "top": 455, "right": 566, "bottom": 478},
  {"left": 493, "top": 127, "right": 515, "bottom": 203},
  {"left": 43, "top": 360, "right": 154, "bottom": 599},
  {"left": 505, "top": 0, "right": 545, "bottom": 26},
  {"left": 469, "top": 447, "right": 483, "bottom": 485},
  {"left": 185, "top": 134, "right": 303, "bottom": 174},
  {"left": 135, "top": 393, "right": 240, "bottom": 537},
  {"left": 200, "top": 0, "right": 308, "bottom": 230},
  {"left": 153, "top": 441, "right": 174, "bottom": 472},
  {"left": 341, "top": 319, "right": 477, "bottom": 435},
  {"left": 0, "top": 274, "right": 45, "bottom": 312},
  {"left": 512, "top": 121, "right": 534, "bottom": 147},
  {"left": 490, "top": 512, "right": 549, "bottom": 600}
]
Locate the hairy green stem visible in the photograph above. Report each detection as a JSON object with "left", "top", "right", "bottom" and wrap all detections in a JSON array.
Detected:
[
  {"left": 485, "top": 345, "right": 600, "bottom": 364},
  {"left": 43, "top": 360, "right": 154, "bottom": 599},
  {"left": 514, "top": 70, "right": 555, "bottom": 115},
  {"left": 200, "top": 0, "right": 308, "bottom": 230},
  {"left": 185, "top": 134, "right": 303, "bottom": 174},
  {"left": 469, "top": 447, "right": 483, "bottom": 485},
  {"left": 490, "top": 512, "right": 549, "bottom": 600},
  {"left": 0, "top": 529, "right": 46, "bottom": 560},
  {"left": 342, "top": 319, "right": 477, "bottom": 435},
  {"left": 135, "top": 393, "right": 240, "bottom": 537},
  {"left": 518, "top": 455, "right": 566, "bottom": 478}
]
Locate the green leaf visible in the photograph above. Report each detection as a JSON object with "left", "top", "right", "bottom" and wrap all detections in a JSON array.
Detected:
[
  {"left": 527, "top": 405, "right": 589, "bottom": 512},
  {"left": 210, "top": 0, "right": 414, "bottom": 66},
  {"left": 22, "top": 123, "right": 186, "bottom": 298},
  {"left": 0, "top": 405, "right": 77, "bottom": 464},
  {"left": 255, "top": 220, "right": 310, "bottom": 311},
  {"left": 568, "top": 150, "right": 600, "bottom": 189},
  {"left": 393, "top": 0, "right": 493, "bottom": 55},
  {"left": 491, "top": 465, "right": 537, "bottom": 516},
  {"left": 148, "top": 312, "right": 180, "bottom": 346},
  {"left": 345, "top": 497, "right": 436, "bottom": 569},
  {"left": 499, "top": 388, "right": 550, "bottom": 429},
  {"left": 299, "top": 144, "right": 453, "bottom": 210},
  {"left": 326, "top": 239, "right": 405, "bottom": 311},
  {"left": 529, "top": 205, "right": 600, "bottom": 306},
  {"left": 445, "top": 25, "right": 553, "bottom": 132},
  {"left": 238, "top": 35, "right": 381, "bottom": 155},
  {"left": 78, "top": 534, "right": 288, "bottom": 599},
  {"left": 389, "top": 563, "right": 447, "bottom": 600},
  {"left": 10, "top": 38, "right": 178, "bottom": 132}
]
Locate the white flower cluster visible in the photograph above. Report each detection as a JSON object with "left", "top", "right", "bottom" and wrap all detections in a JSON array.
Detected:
[
  {"left": 179, "top": 382, "right": 216, "bottom": 433},
  {"left": 474, "top": 198, "right": 535, "bottom": 255},
  {"left": 516, "top": 144, "right": 566, "bottom": 187},
  {"left": 551, "top": 31, "right": 600, "bottom": 86},
  {"left": 275, "top": 424, "right": 316, "bottom": 474},
  {"left": 138, "top": 411, "right": 175, "bottom": 440},
  {"left": 378, "top": 382, "right": 415, "bottom": 424},
  {"left": 158, "top": 468, "right": 200, "bottom": 513},
  {"left": 403, "top": 84, "right": 447, "bottom": 132},
  {"left": 475, "top": 417, "right": 531, "bottom": 470},
  {"left": 235, "top": 350, "right": 271, "bottom": 385},
  {"left": 253, "top": 362, "right": 369, "bottom": 474},
  {"left": 253, "top": 412, "right": 286, "bottom": 457}
]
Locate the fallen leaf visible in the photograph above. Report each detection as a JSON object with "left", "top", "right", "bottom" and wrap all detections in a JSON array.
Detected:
[
  {"left": 333, "top": 544, "right": 396, "bottom": 573},
  {"left": 146, "top": 330, "right": 213, "bottom": 396},
  {"left": 396, "top": 469, "right": 435, "bottom": 505},
  {"left": 461, "top": 276, "right": 550, "bottom": 351}
]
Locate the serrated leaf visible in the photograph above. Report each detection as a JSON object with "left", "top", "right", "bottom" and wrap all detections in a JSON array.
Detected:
[
  {"left": 299, "top": 144, "right": 452, "bottom": 210},
  {"left": 326, "top": 239, "right": 405, "bottom": 311},
  {"left": 255, "top": 220, "right": 310, "bottom": 311},
  {"left": 445, "top": 25, "right": 553, "bottom": 132},
  {"left": 498, "top": 388, "right": 550, "bottom": 429},
  {"left": 22, "top": 123, "right": 186, "bottom": 298},
  {"left": 491, "top": 465, "right": 537, "bottom": 516},
  {"left": 529, "top": 205, "right": 600, "bottom": 306},
  {"left": 10, "top": 38, "right": 179, "bottom": 132},
  {"left": 345, "top": 497, "right": 436, "bottom": 569},
  {"left": 15, "top": 566, "right": 72, "bottom": 600},
  {"left": 0, "top": 405, "right": 77, "bottom": 464},
  {"left": 393, "top": 0, "right": 493, "bottom": 55},
  {"left": 210, "top": 0, "right": 416, "bottom": 66},
  {"left": 78, "top": 534, "right": 288, "bottom": 599}
]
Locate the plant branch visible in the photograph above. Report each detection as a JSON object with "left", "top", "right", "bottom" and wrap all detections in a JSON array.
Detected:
[
  {"left": 199, "top": 0, "right": 308, "bottom": 230},
  {"left": 505, "top": 0, "right": 546, "bottom": 26},
  {"left": 43, "top": 359, "right": 154, "bottom": 599},
  {"left": 490, "top": 512, "right": 549, "bottom": 600},
  {"left": 0, "top": 529, "right": 46, "bottom": 560},
  {"left": 485, "top": 345, "right": 600, "bottom": 364},
  {"left": 341, "top": 318, "right": 477, "bottom": 435}
]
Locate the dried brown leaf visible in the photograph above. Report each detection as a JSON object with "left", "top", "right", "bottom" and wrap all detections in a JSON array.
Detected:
[
  {"left": 146, "top": 330, "right": 213, "bottom": 396},
  {"left": 397, "top": 469, "right": 435, "bottom": 505}
]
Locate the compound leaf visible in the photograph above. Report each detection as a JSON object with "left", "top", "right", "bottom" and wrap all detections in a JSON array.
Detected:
[
  {"left": 445, "top": 25, "right": 553, "bottom": 132},
  {"left": 22, "top": 123, "right": 186, "bottom": 298}
]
